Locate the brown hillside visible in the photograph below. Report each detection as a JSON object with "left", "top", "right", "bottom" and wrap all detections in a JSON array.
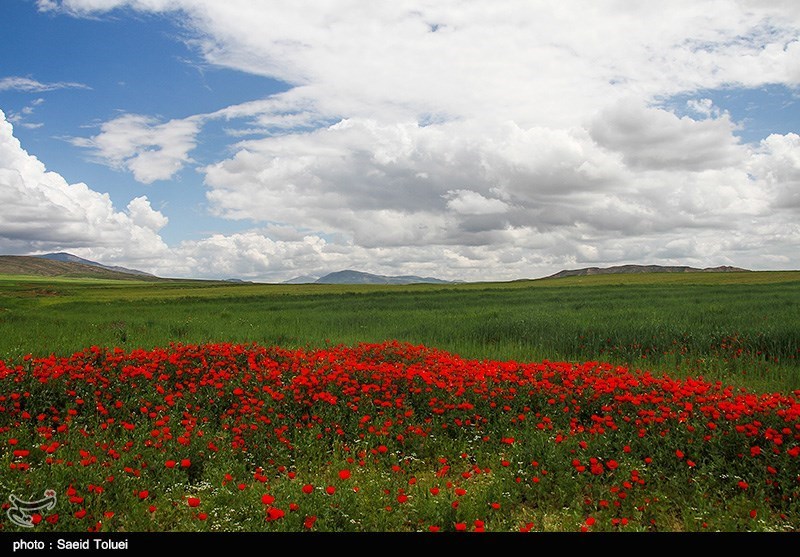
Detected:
[
  {"left": 0, "top": 256, "right": 160, "bottom": 281},
  {"left": 547, "top": 264, "right": 749, "bottom": 279}
]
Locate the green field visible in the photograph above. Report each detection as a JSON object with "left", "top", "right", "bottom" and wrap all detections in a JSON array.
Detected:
[
  {"left": 1, "top": 271, "right": 798, "bottom": 391},
  {"left": 3, "top": 271, "right": 800, "bottom": 532}
]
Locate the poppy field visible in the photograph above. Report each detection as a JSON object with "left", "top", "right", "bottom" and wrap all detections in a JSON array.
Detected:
[
  {"left": 2, "top": 339, "right": 800, "bottom": 532},
  {"left": 0, "top": 272, "right": 799, "bottom": 531}
]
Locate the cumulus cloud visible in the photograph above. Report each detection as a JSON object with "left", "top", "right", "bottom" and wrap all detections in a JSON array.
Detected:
[
  {"left": 589, "top": 101, "right": 745, "bottom": 171},
  {"left": 686, "top": 98, "right": 720, "bottom": 118},
  {"left": 22, "top": 1, "right": 800, "bottom": 278},
  {"left": 445, "top": 190, "right": 509, "bottom": 216},
  {"left": 0, "top": 109, "right": 170, "bottom": 266},
  {"left": 72, "top": 114, "right": 202, "bottom": 183},
  {"left": 750, "top": 133, "right": 800, "bottom": 209},
  {"left": 44, "top": 1, "right": 800, "bottom": 120}
]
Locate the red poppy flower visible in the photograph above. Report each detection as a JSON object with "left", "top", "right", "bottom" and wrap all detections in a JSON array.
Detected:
[
  {"left": 261, "top": 494, "right": 275, "bottom": 505},
  {"left": 455, "top": 522, "right": 467, "bottom": 531},
  {"left": 266, "top": 507, "right": 285, "bottom": 521},
  {"left": 304, "top": 515, "right": 317, "bottom": 529},
  {"left": 325, "top": 486, "right": 336, "bottom": 495},
  {"left": 181, "top": 458, "right": 191, "bottom": 468},
  {"left": 187, "top": 497, "right": 200, "bottom": 508},
  {"left": 338, "top": 469, "right": 351, "bottom": 480},
  {"left": 302, "top": 484, "right": 314, "bottom": 494}
]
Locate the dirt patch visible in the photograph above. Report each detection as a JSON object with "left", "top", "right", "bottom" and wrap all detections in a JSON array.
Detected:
[{"left": 22, "top": 288, "right": 61, "bottom": 297}]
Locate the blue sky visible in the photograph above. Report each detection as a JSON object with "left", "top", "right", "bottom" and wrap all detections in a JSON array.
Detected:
[
  {"left": 663, "top": 85, "right": 798, "bottom": 143},
  {"left": 0, "top": 0, "right": 798, "bottom": 281},
  {"left": 1, "top": 1, "right": 287, "bottom": 245}
]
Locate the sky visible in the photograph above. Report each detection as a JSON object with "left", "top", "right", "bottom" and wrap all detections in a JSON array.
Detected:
[{"left": 0, "top": 0, "right": 798, "bottom": 282}]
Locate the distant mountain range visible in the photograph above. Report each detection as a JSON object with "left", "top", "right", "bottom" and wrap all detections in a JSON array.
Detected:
[
  {"left": 286, "top": 269, "right": 452, "bottom": 285},
  {"left": 546, "top": 264, "right": 749, "bottom": 279},
  {"left": 0, "top": 253, "right": 755, "bottom": 284}
]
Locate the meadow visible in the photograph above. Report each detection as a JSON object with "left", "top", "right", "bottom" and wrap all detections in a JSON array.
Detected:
[
  {"left": 0, "top": 271, "right": 798, "bottom": 390},
  {"left": 1, "top": 271, "right": 799, "bottom": 532}
]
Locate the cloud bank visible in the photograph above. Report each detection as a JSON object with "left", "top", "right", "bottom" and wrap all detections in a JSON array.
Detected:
[
  {"left": 0, "top": 109, "right": 169, "bottom": 266},
  {"left": 4, "top": 0, "right": 799, "bottom": 280}
]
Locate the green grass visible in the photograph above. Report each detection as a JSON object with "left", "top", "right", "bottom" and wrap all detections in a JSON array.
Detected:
[
  {"left": 0, "top": 271, "right": 798, "bottom": 391},
  {"left": 1, "top": 272, "right": 799, "bottom": 532}
]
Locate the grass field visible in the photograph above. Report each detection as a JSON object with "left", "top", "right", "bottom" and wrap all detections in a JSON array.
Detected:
[
  {"left": 0, "top": 271, "right": 798, "bottom": 391},
  {"left": 1, "top": 271, "right": 799, "bottom": 532}
]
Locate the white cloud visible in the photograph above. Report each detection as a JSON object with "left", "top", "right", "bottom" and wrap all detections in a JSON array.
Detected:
[
  {"left": 72, "top": 114, "right": 202, "bottom": 183},
  {"left": 589, "top": 101, "right": 745, "bottom": 171},
  {"left": 198, "top": 113, "right": 794, "bottom": 277},
  {"left": 445, "top": 190, "right": 509, "bottom": 215},
  {"left": 0, "top": 76, "right": 90, "bottom": 92},
  {"left": 750, "top": 132, "right": 800, "bottom": 209},
  {"left": 0, "top": 109, "right": 170, "bottom": 266},
  {"left": 686, "top": 98, "right": 720, "bottom": 118},
  {"left": 6, "top": 98, "right": 47, "bottom": 130},
  {"left": 22, "top": 1, "right": 800, "bottom": 278},
  {"left": 48, "top": 0, "right": 800, "bottom": 119},
  {"left": 126, "top": 196, "right": 169, "bottom": 230}
]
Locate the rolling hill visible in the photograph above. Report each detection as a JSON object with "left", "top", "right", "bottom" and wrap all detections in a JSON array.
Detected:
[
  {"left": 34, "top": 252, "right": 154, "bottom": 277},
  {"left": 546, "top": 264, "right": 749, "bottom": 279},
  {"left": 0, "top": 255, "right": 161, "bottom": 281}
]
